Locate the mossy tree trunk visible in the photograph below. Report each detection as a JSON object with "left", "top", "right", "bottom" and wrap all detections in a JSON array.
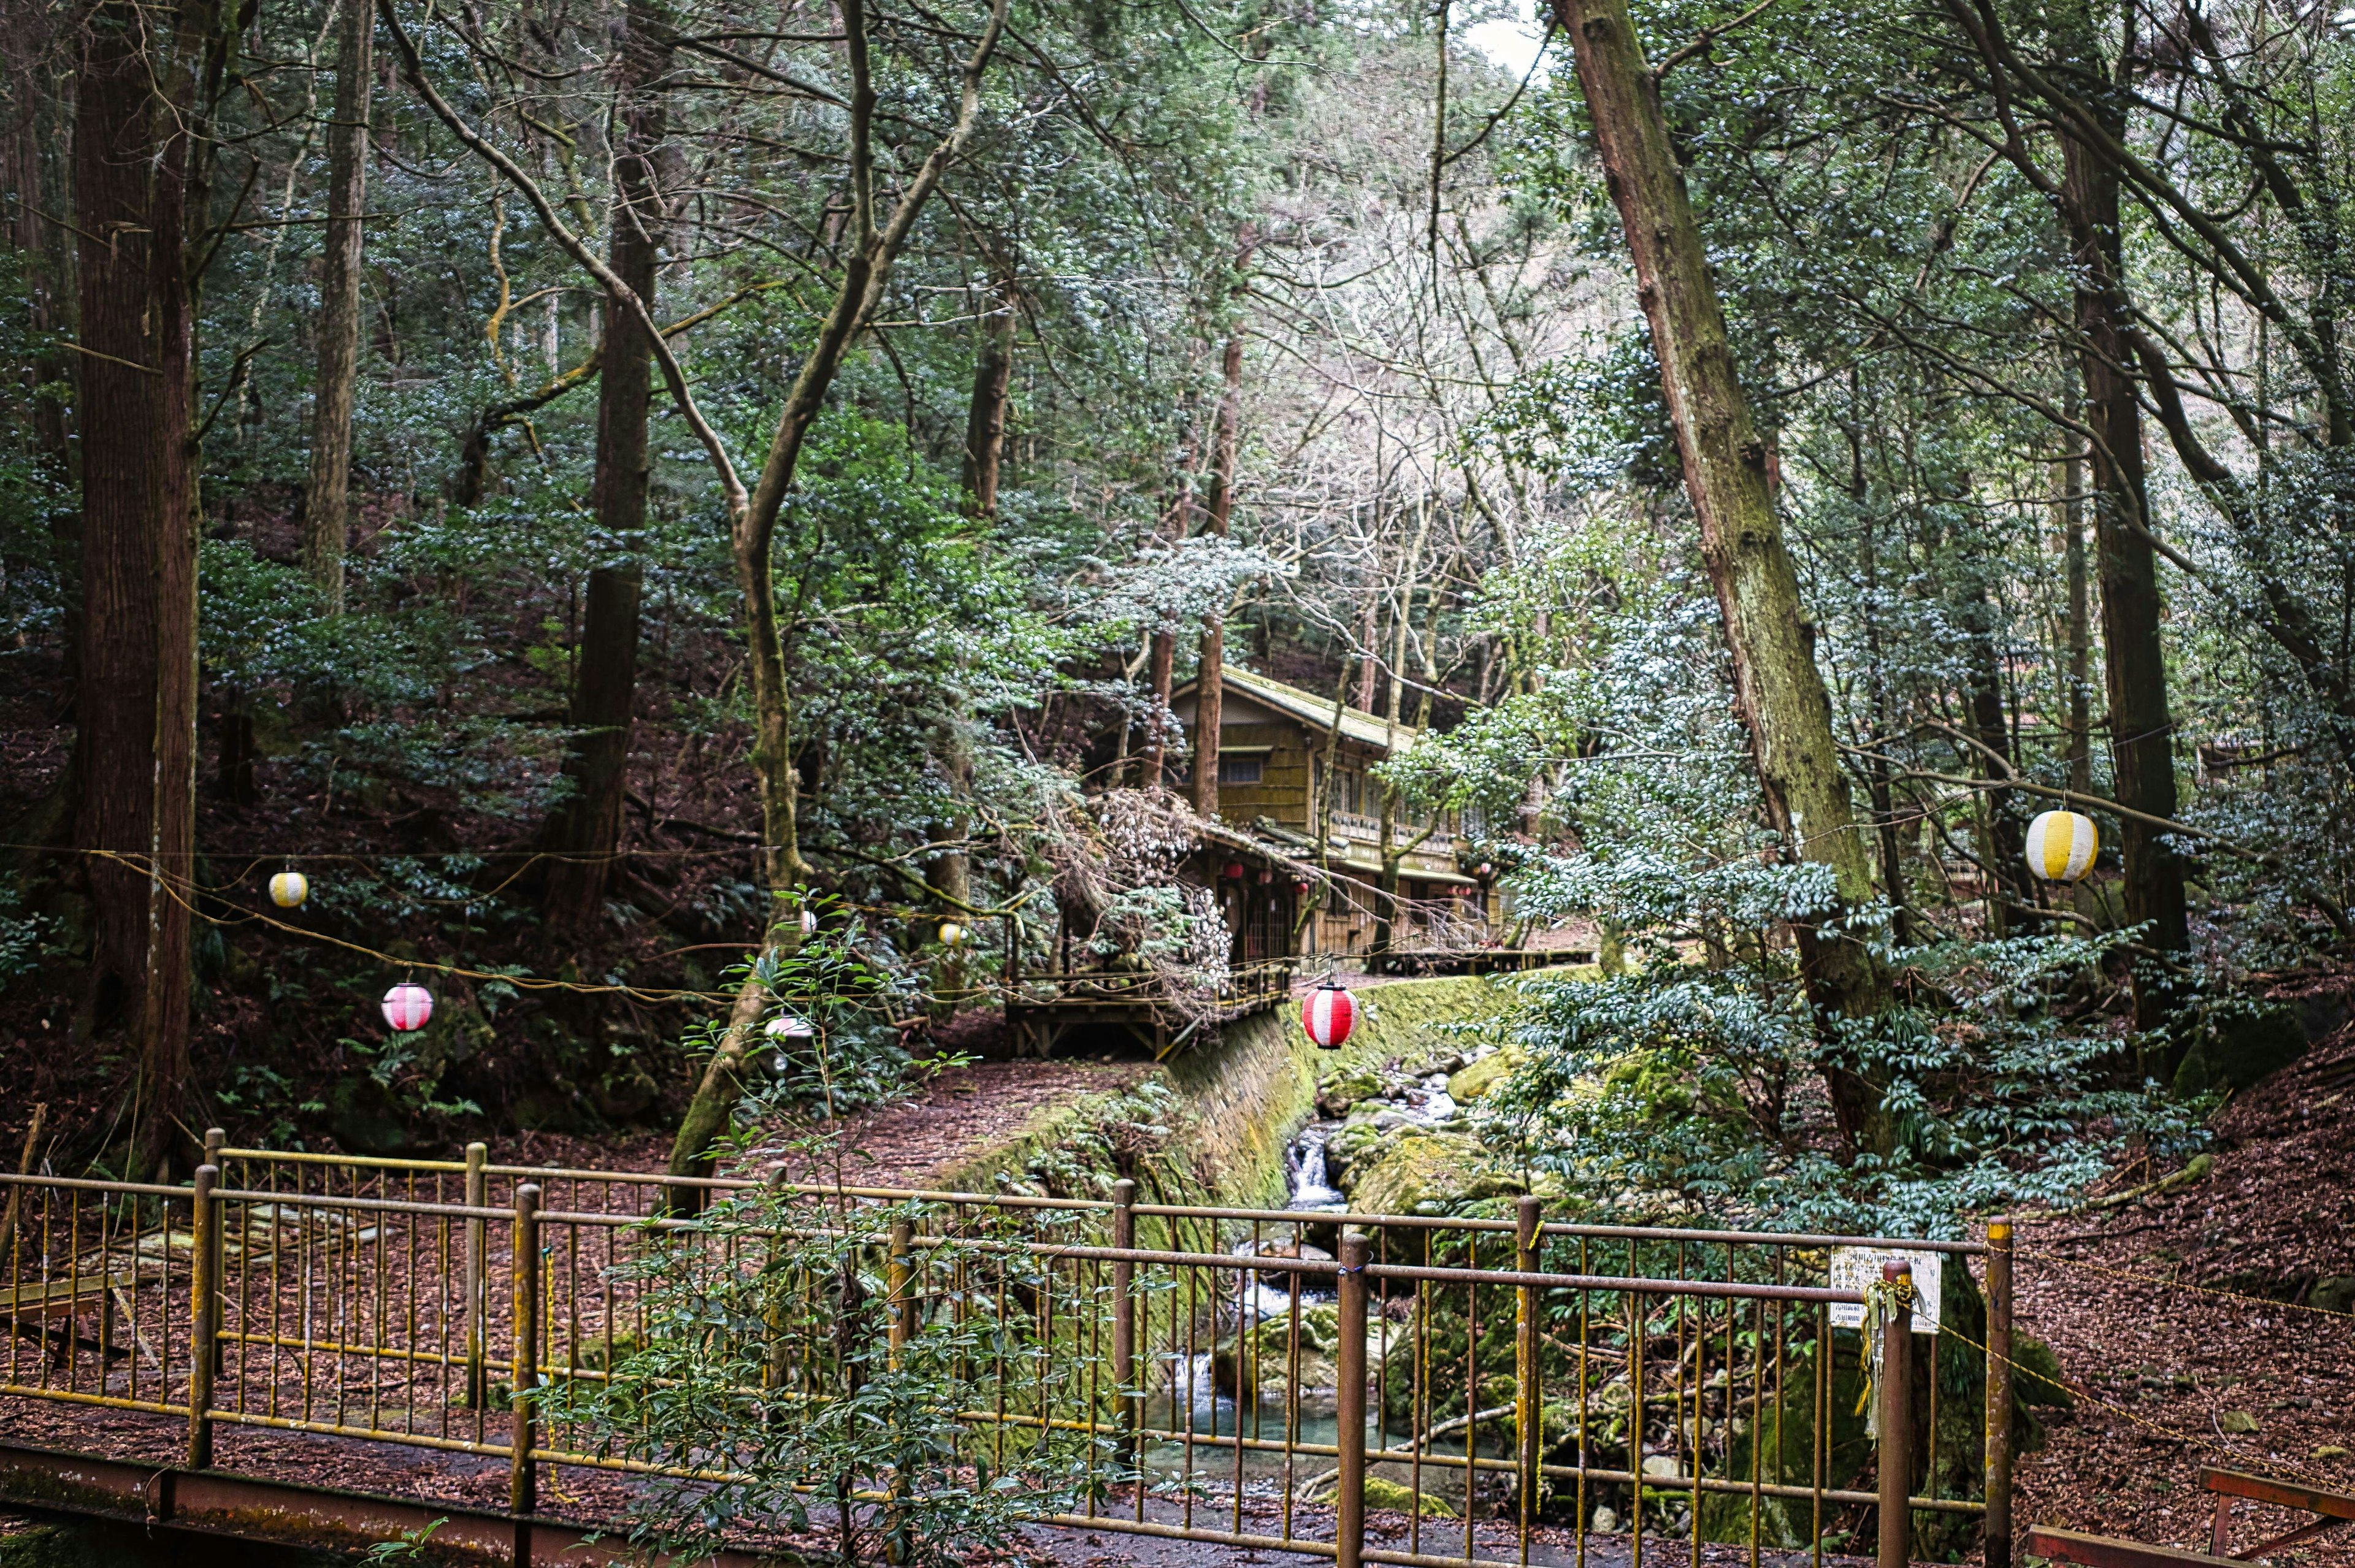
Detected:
[
  {"left": 543, "top": 4, "right": 667, "bottom": 933},
  {"left": 300, "top": 0, "right": 373, "bottom": 612},
  {"left": 1554, "top": 0, "right": 1893, "bottom": 1151}
]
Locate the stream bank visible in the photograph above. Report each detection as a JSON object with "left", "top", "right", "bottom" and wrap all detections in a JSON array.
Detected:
[{"left": 930, "top": 974, "right": 1528, "bottom": 1207}]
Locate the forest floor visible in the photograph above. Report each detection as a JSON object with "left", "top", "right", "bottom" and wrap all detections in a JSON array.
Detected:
[
  {"left": 2005, "top": 990, "right": 2355, "bottom": 1563},
  {"left": 484, "top": 1055, "right": 1155, "bottom": 1189}
]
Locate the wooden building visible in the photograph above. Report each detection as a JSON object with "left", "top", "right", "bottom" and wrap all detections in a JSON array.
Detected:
[
  {"left": 1003, "top": 822, "right": 1303, "bottom": 1058},
  {"left": 1170, "top": 667, "right": 1500, "bottom": 960}
]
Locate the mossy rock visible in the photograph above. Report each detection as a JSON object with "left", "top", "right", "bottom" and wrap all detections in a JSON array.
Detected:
[
  {"left": 2173, "top": 1003, "right": 2308, "bottom": 1096},
  {"left": 1214, "top": 1301, "right": 1344, "bottom": 1401},
  {"left": 0, "top": 1525, "right": 107, "bottom": 1568},
  {"left": 1317, "top": 1065, "right": 1387, "bottom": 1117},
  {"left": 1446, "top": 1047, "right": 1522, "bottom": 1104},
  {"left": 1364, "top": 1476, "right": 1456, "bottom": 1518},
  {"left": 1324, "top": 1117, "right": 1390, "bottom": 1189},
  {"left": 1347, "top": 1130, "right": 1528, "bottom": 1215}
]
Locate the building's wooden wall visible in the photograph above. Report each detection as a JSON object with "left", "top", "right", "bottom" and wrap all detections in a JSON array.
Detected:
[{"left": 1192, "top": 695, "right": 1501, "bottom": 960}]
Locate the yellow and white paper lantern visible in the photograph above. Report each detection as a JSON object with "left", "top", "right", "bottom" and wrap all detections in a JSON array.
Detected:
[
  {"left": 2024, "top": 810, "right": 2099, "bottom": 882},
  {"left": 269, "top": 870, "right": 309, "bottom": 908}
]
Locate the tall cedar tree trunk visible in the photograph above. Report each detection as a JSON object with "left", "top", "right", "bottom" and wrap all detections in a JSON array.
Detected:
[
  {"left": 2059, "top": 438, "right": 2095, "bottom": 796},
  {"left": 1189, "top": 331, "right": 1243, "bottom": 820},
  {"left": 1140, "top": 407, "right": 1202, "bottom": 789},
  {"left": 74, "top": 0, "right": 204, "bottom": 1175},
  {"left": 300, "top": 0, "right": 372, "bottom": 610},
  {"left": 1966, "top": 577, "right": 2027, "bottom": 933},
  {"left": 2056, "top": 102, "right": 2191, "bottom": 1015},
  {"left": 1555, "top": 0, "right": 1894, "bottom": 1153},
  {"left": 927, "top": 273, "right": 1011, "bottom": 1002},
  {"left": 1850, "top": 403, "right": 1911, "bottom": 944},
  {"left": 543, "top": 15, "right": 665, "bottom": 932}
]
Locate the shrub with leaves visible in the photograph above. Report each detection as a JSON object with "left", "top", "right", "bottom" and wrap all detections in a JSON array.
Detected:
[
  {"left": 546, "top": 1184, "right": 1108, "bottom": 1566},
  {"left": 553, "top": 930, "right": 1116, "bottom": 1562},
  {"left": 1480, "top": 852, "right": 2204, "bottom": 1236}
]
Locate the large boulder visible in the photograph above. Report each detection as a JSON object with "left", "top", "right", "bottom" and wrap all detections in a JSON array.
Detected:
[
  {"left": 2173, "top": 1003, "right": 2308, "bottom": 1096},
  {"left": 1317, "top": 1064, "right": 1388, "bottom": 1117},
  {"left": 1446, "top": 1047, "right": 1522, "bottom": 1104},
  {"left": 1347, "top": 1130, "right": 1529, "bottom": 1214}
]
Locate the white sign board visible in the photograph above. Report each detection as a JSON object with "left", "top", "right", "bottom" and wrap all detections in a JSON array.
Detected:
[{"left": 1827, "top": 1247, "right": 1942, "bottom": 1335}]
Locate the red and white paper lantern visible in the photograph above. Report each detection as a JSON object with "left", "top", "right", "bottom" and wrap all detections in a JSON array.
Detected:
[
  {"left": 1301, "top": 980, "right": 1357, "bottom": 1050},
  {"left": 381, "top": 982, "right": 434, "bottom": 1033}
]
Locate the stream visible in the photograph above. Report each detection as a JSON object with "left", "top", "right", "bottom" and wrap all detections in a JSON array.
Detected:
[{"left": 1130, "top": 1071, "right": 1474, "bottom": 1490}]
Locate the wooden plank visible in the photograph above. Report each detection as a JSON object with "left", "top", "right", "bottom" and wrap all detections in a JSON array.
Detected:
[
  {"left": 2199, "top": 1468, "right": 2355, "bottom": 1521},
  {"left": 2031, "top": 1526, "right": 2240, "bottom": 1568}
]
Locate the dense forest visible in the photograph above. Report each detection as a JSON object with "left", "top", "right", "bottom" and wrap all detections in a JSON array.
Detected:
[{"left": 1, "top": 0, "right": 2350, "bottom": 1242}]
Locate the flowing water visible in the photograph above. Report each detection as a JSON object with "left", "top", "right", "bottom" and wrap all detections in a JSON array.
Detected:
[{"left": 1128, "top": 1071, "right": 1479, "bottom": 1486}]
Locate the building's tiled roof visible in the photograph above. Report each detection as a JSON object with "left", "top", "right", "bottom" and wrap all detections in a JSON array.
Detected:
[{"left": 1176, "top": 666, "right": 1416, "bottom": 754}]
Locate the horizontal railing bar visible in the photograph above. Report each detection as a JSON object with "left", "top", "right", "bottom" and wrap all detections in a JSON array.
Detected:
[
  {"left": 214, "top": 1188, "right": 508, "bottom": 1221},
  {"left": 216, "top": 1149, "right": 468, "bottom": 1174},
  {"left": 1542, "top": 1220, "right": 1988, "bottom": 1255},
  {"left": 1046, "top": 1515, "right": 1339, "bottom": 1561},
  {"left": 519, "top": 1218, "right": 1875, "bottom": 1301},
  {"left": 0, "top": 1173, "right": 191, "bottom": 1199},
  {"left": 1365, "top": 1547, "right": 1579, "bottom": 1568},
  {"left": 1362, "top": 1261, "right": 1863, "bottom": 1302},
  {"left": 1134, "top": 1203, "right": 1513, "bottom": 1230},
  {"left": 0, "top": 1384, "right": 189, "bottom": 1417},
  {"left": 483, "top": 1165, "right": 746, "bottom": 1189},
  {"left": 209, "top": 1408, "right": 516, "bottom": 1457},
  {"left": 218, "top": 1330, "right": 476, "bottom": 1371}
]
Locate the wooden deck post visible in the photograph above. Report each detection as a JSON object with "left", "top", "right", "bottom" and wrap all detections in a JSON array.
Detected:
[
  {"left": 1336, "top": 1230, "right": 1369, "bottom": 1568},
  {"left": 1516, "top": 1195, "right": 1541, "bottom": 1537},
  {"left": 510, "top": 1183, "right": 540, "bottom": 1535},
  {"left": 1111, "top": 1179, "right": 1138, "bottom": 1474}
]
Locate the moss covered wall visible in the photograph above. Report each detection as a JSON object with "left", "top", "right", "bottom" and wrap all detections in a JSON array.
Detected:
[
  {"left": 1166, "top": 974, "right": 1514, "bottom": 1205},
  {"left": 925, "top": 977, "right": 1525, "bottom": 1206}
]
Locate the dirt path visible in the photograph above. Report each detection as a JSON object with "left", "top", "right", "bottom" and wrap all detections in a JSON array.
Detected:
[
  {"left": 2008, "top": 1016, "right": 2355, "bottom": 1559},
  {"left": 489, "top": 1057, "right": 1154, "bottom": 1190}
]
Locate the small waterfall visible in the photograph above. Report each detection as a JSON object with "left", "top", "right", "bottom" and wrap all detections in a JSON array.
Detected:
[{"left": 1285, "top": 1122, "right": 1346, "bottom": 1212}]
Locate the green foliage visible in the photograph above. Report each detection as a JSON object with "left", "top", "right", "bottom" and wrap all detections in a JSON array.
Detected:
[
  {"left": 550, "top": 958, "right": 1113, "bottom": 1562},
  {"left": 545, "top": 1184, "right": 1106, "bottom": 1566}
]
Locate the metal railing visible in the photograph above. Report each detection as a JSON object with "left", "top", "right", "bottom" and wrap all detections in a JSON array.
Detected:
[{"left": 0, "top": 1138, "right": 2016, "bottom": 1568}]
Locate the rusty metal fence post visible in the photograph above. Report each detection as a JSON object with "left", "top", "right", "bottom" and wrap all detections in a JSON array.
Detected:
[
  {"left": 510, "top": 1182, "right": 540, "bottom": 1532},
  {"left": 1336, "top": 1230, "right": 1369, "bottom": 1568},
  {"left": 1878, "top": 1260, "right": 1913, "bottom": 1568},
  {"left": 465, "top": 1141, "right": 489, "bottom": 1407},
  {"left": 1985, "top": 1221, "right": 2014, "bottom": 1568},
  {"left": 187, "top": 1163, "right": 218, "bottom": 1469},
  {"left": 1111, "top": 1179, "right": 1138, "bottom": 1472},
  {"left": 1515, "top": 1195, "right": 1541, "bottom": 1540},
  {"left": 888, "top": 1216, "right": 914, "bottom": 1364}
]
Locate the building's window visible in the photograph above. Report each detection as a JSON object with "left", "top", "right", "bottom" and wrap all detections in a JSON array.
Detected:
[{"left": 1218, "top": 754, "right": 1263, "bottom": 784}]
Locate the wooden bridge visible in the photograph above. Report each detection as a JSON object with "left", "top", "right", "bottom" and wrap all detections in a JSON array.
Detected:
[{"left": 1003, "top": 958, "right": 1296, "bottom": 1058}]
